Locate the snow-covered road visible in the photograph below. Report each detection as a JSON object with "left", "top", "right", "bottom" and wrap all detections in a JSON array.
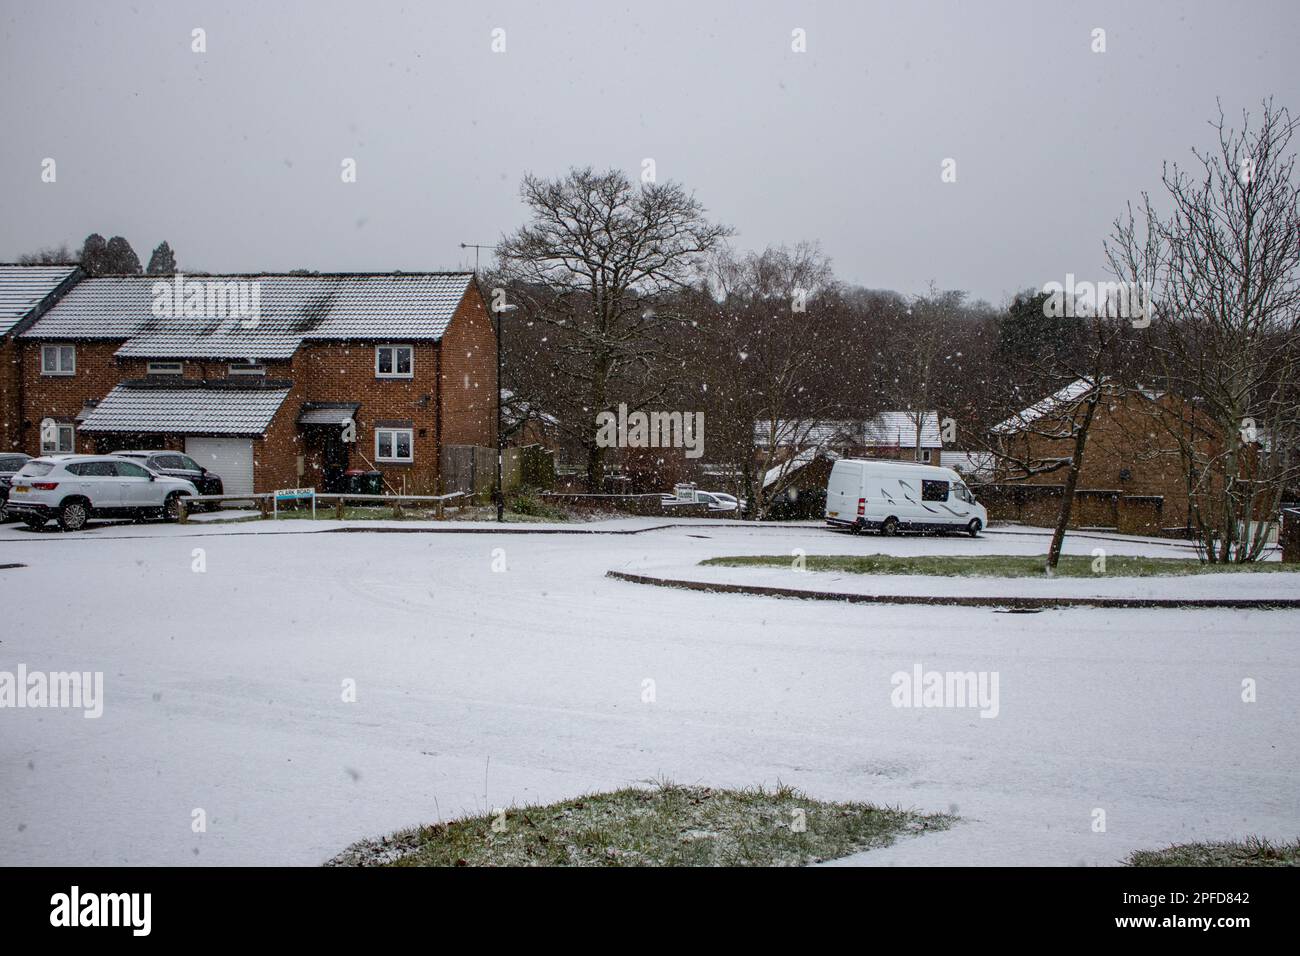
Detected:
[{"left": 2, "top": 521, "right": 1297, "bottom": 866}]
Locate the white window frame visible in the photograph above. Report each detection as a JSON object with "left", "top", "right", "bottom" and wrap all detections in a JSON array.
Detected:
[
  {"left": 374, "top": 427, "right": 414, "bottom": 463},
  {"left": 920, "top": 448, "right": 932, "bottom": 463},
  {"left": 228, "top": 363, "right": 266, "bottom": 377},
  {"left": 41, "top": 344, "right": 75, "bottom": 376},
  {"left": 375, "top": 344, "right": 414, "bottom": 379},
  {"left": 147, "top": 361, "right": 183, "bottom": 375},
  {"left": 41, "top": 422, "right": 75, "bottom": 454}
]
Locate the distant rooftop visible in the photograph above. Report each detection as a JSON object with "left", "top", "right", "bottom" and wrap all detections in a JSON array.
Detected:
[{"left": 0, "top": 264, "right": 80, "bottom": 335}]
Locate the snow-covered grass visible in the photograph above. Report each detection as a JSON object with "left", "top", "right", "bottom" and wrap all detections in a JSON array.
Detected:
[
  {"left": 2, "top": 521, "right": 1297, "bottom": 867},
  {"left": 326, "top": 781, "right": 953, "bottom": 867},
  {"left": 701, "top": 554, "right": 1291, "bottom": 577},
  {"left": 1126, "top": 836, "right": 1300, "bottom": 867}
]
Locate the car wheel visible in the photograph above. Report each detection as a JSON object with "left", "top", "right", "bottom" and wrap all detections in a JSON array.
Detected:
[
  {"left": 968, "top": 518, "right": 982, "bottom": 538},
  {"left": 163, "top": 492, "right": 187, "bottom": 522},
  {"left": 58, "top": 499, "right": 89, "bottom": 532},
  {"left": 880, "top": 517, "right": 899, "bottom": 537}
]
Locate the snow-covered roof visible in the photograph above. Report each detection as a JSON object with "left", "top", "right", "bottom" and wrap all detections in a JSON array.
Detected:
[
  {"left": 21, "top": 273, "right": 474, "bottom": 358},
  {"left": 78, "top": 384, "right": 290, "bottom": 435},
  {"left": 755, "top": 412, "right": 942, "bottom": 448},
  {"left": 861, "top": 411, "right": 941, "bottom": 447},
  {"left": 940, "top": 450, "right": 996, "bottom": 479},
  {"left": 501, "top": 388, "right": 559, "bottom": 427},
  {"left": 762, "top": 447, "right": 840, "bottom": 488},
  {"left": 991, "top": 379, "right": 1098, "bottom": 435},
  {"left": 0, "top": 264, "right": 80, "bottom": 335},
  {"left": 297, "top": 403, "right": 359, "bottom": 426}
]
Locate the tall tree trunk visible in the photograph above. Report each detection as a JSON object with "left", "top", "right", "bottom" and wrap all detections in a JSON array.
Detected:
[
  {"left": 585, "top": 353, "right": 611, "bottom": 491},
  {"left": 1046, "top": 397, "right": 1099, "bottom": 570}
]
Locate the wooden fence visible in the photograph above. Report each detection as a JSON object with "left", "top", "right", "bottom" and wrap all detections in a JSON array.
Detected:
[{"left": 176, "top": 491, "right": 466, "bottom": 523}]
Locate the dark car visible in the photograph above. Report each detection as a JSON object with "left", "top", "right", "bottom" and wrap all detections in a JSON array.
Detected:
[
  {"left": 0, "top": 452, "right": 32, "bottom": 517},
  {"left": 114, "top": 450, "right": 223, "bottom": 506}
]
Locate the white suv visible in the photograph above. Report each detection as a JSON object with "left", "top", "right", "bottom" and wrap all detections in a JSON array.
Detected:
[{"left": 5, "top": 455, "right": 198, "bottom": 531}]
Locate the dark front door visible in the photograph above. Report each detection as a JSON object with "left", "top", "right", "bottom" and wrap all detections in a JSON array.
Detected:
[{"left": 321, "top": 431, "right": 349, "bottom": 492}]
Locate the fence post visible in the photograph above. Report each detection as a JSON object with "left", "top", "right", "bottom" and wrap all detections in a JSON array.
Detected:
[
  {"left": 392, "top": 497, "right": 402, "bottom": 520},
  {"left": 335, "top": 496, "right": 344, "bottom": 520},
  {"left": 259, "top": 496, "right": 271, "bottom": 519},
  {"left": 177, "top": 497, "right": 189, "bottom": 524}
]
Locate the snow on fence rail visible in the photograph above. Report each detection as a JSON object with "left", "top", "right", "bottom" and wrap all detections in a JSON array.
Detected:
[{"left": 175, "top": 491, "right": 466, "bottom": 522}]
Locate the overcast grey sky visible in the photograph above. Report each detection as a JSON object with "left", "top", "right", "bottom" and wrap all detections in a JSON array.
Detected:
[{"left": 2, "top": 0, "right": 1296, "bottom": 304}]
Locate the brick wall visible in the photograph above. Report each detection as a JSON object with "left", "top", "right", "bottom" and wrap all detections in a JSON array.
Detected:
[
  {"left": 1, "top": 337, "right": 19, "bottom": 451},
  {"left": 19, "top": 341, "right": 124, "bottom": 454},
  {"left": 438, "top": 283, "right": 496, "bottom": 449}
]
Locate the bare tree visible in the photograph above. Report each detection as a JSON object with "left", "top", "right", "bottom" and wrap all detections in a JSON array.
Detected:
[
  {"left": 1109, "top": 100, "right": 1300, "bottom": 561},
  {"left": 17, "top": 244, "right": 77, "bottom": 266},
  {"left": 879, "top": 284, "right": 967, "bottom": 461},
  {"left": 696, "top": 243, "right": 846, "bottom": 518},
  {"left": 980, "top": 294, "right": 1136, "bottom": 570},
  {"left": 496, "top": 167, "right": 730, "bottom": 489}
]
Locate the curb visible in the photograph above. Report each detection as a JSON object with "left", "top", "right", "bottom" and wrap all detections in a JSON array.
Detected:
[{"left": 604, "top": 570, "right": 1300, "bottom": 610}]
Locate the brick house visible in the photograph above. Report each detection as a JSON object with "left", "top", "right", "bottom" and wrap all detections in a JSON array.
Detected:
[
  {"left": 0, "top": 264, "right": 83, "bottom": 452},
  {"left": 988, "top": 380, "right": 1213, "bottom": 533},
  {"left": 18, "top": 272, "right": 495, "bottom": 495}
]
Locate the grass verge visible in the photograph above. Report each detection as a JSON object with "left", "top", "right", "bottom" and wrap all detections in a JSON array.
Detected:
[
  {"left": 701, "top": 554, "right": 1289, "bottom": 577},
  {"left": 325, "top": 782, "right": 954, "bottom": 867},
  {"left": 1125, "top": 836, "right": 1300, "bottom": 866}
]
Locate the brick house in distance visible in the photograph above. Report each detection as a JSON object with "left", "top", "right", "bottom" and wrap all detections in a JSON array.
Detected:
[
  {"left": 18, "top": 272, "right": 495, "bottom": 496},
  {"left": 988, "top": 379, "right": 1211, "bottom": 534},
  {"left": 0, "top": 264, "right": 83, "bottom": 452}
]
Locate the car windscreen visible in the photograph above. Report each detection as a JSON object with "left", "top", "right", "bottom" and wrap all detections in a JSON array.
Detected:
[
  {"left": 0, "top": 456, "right": 29, "bottom": 471},
  {"left": 17, "top": 462, "right": 55, "bottom": 477}
]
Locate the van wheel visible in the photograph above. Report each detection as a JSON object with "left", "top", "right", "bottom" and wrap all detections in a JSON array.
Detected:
[
  {"left": 880, "top": 517, "right": 899, "bottom": 537},
  {"left": 850, "top": 518, "right": 865, "bottom": 535},
  {"left": 58, "top": 499, "right": 89, "bottom": 532},
  {"left": 967, "top": 518, "right": 982, "bottom": 538}
]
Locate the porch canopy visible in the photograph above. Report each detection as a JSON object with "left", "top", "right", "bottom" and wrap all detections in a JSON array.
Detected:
[{"left": 296, "top": 402, "right": 359, "bottom": 426}]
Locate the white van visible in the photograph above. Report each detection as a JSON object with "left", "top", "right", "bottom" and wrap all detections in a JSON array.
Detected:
[{"left": 824, "top": 458, "right": 987, "bottom": 536}]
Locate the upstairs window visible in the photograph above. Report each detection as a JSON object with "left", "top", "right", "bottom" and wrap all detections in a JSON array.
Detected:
[
  {"left": 229, "top": 363, "right": 266, "bottom": 376},
  {"left": 375, "top": 345, "right": 413, "bottom": 379},
  {"left": 148, "top": 361, "right": 183, "bottom": 375},
  {"left": 41, "top": 344, "right": 75, "bottom": 376}
]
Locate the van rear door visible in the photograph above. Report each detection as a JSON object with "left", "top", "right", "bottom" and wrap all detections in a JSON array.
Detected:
[{"left": 825, "top": 460, "right": 864, "bottom": 522}]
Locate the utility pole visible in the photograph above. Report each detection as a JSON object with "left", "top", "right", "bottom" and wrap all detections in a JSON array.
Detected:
[
  {"left": 459, "top": 242, "right": 513, "bottom": 522},
  {"left": 493, "top": 299, "right": 518, "bottom": 522}
]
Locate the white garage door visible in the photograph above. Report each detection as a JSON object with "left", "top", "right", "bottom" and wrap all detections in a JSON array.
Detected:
[{"left": 186, "top": 437, "right": 255, "bottom": 497}]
